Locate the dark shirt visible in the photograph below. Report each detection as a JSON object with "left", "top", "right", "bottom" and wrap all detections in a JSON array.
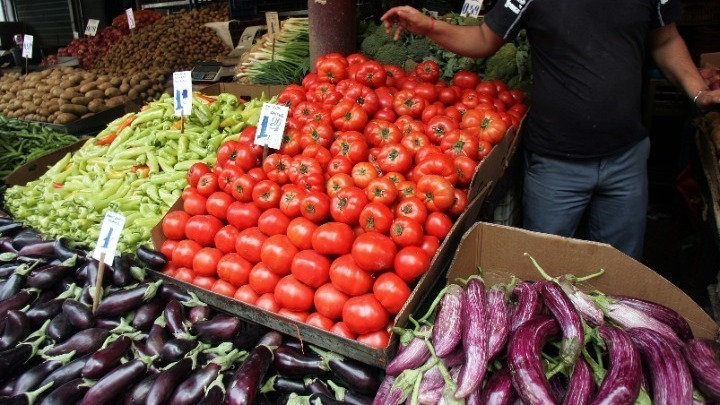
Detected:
[{"left": 485, "top": 0, "right": 682, "bottom": 158}]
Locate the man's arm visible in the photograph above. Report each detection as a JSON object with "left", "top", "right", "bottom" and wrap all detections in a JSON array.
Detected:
[
  {"left": 381, "top": 6, "right": 506, "bottom": 59},
  {"left": 649, "top": 23, "right": 720, "bottom": 109}
]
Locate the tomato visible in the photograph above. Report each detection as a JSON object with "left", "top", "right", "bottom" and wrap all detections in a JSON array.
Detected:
[
  {"left": 424, "top": 211, "right": 453, "bottom": 240},
  {"left": 350, "top": 162, "right": 379, "bottom": 190},
  {"left": 277, "top": 88, "right": 307, "bottom": 109},
  {"left": 373, "top": 272, "right": 411, "bottom": 314},
  {"left": 172, "top": 239, "right": 203, "bottom": 269},
  {"left": 274, "top": 275, "right": 315, "bottom": 312},
  {"left": 285, "top": 217, "right": 318, "bottom": 251},
  {"left": 217, "top": 165, "right": 245, "bottom": 192},
  {"left": 330, "top": 134, "right": 369, "bottom": 164},
  {"left": 313, "top": 283, "right": 350, "bottom": 320},
  {"left": 260, "top": 235, "right": 299, "bottom": 276},
  {"left": 216, "top": 140, "right": 238, "bottom": 168},
  {"left": 394, "top": 246, "right": 431, "bottom": 281},
  {"left": 475, "top": 81, "right": 499, "bottom": 98},
  {"left": 234, "top": 284, "right": 259, "bottom": 304},
  {"left": 438, "top": 87, "right": 459, "bottom": 105},
  {"left": 395, "top": 196, "right": 428, "bottom": 223},
  {"left": 218, "top": 141, "right": 258, "bottom": 172},
  {"left": 390, "top": 217, "right": 424, "bottom": 248},
  {"left": 160, "top": 239, "right": 179, "bottom": 260},
  {"left": 235, "top": 227, "right": 267, "bottom": 266},
  {"left": 162, "top": 211, "right": 190, "bottom": 240},
  {"left": 238, "top": 126, "right": 265, "bottom": 157},
  {"left": 377, "top": 144, "right": 412, "bottom": 175},
  {"left": 302, "top": 144, "right": 332, "bottom": 168},
  {"left": 356, "top": 60, "right": 387, "bottom": 88},
  {"left": 421, "top": 102, "right": 444, "bottom": 124},
  {"left": 397, "top": 180, "right": 418, "bottom": 200},
  {"left": 288, "top": 158, "right": 323, "bottom": 186},
  {"left": 326, "top": 173, "right": 354, "bottom": 198},
  {"left": 247, "top": 167, "right": 267, "bottom": 182},
  {"left": 329, "top": 254, "right": 374, "bottom": 296},
  {"left": 186, "top": 162, "right": 212, "bottom": 188},
  {"left": 454, "top": 155, "right": 478, "bottom": 189},
  {"left": 497, "top": 90, "right": 517, "bottom": 109},
  {"left": 330, "top": 186, "right": 369, "bottom": 225},
  {"left": 384, "top": 171, "right": 406, "bottom": 187},
  {"left": 263, "top": 153, "right": 293, "bottom": 185},
  {"left": 413, "top": 154, "right": 458, "bottom": 186},
  {"left": 185, "top": 215, "right": 223, "bottom": 247},
  {"left": 311, "top": 222, "right": 355, "bottom": 256},
  {"left": 452, "top": 70, "right": 480, "bottom": 90},
  {"left": 250, "top": 179, "right": 281, "bottom": 210},
  {"left": 365, "top": 177, "right": 399, "bottom": 206},
  {"left": 299, "top": 121, "right": 334, "bottom": 149},
  {"left": 257, "top": 208, "right": 291, "bottom": 237},
  {"left": 331, "top": 100, "right": 369, "bottom": 132},
  {"left": 229, "top": 175, "right": 256, "bottom": 203},
  {"left": 415, "top": 174, "right": 455, "bottom": 212},
  {"left": 279, "top": 128, "right": 302, "bottom": 157},
  {"left": 356, "top": 330, "right": 391, "bottom": 349},
  {"left": 478, "top": 111, "right": 509, "bottom": 145},
  {"left": 351, "top": 232, "right": 397, "bottom": 272},
  {"left": 205, "top": 192, "right": 234, "bottom": 221},
  {"left": 330, "top": 322, "right": 356, "bottom": 339},
  {"left": 214, "top": 225, "right": 239, "bottom": 254},
  {"left": 316, "top": 57, "right": 347, "bottom": 84},
  {"left": 297, "top": 191, "right": 329, "bottom": 223},
  {"left": 393, "top": 89, "right": 426, "bottom": 119},
  {"left": 358, "top": 202, "right": 394, "bottom": 234},
  {"left": 306, "top": 312, "right": 334, "bottom": 330},
  {"left": 344, "top": 84, "right": 380, "bottom": 117},
  {"left": 255, "top": 293, "right": 280, "bottom": 312},
  {"left": 401, "top": 131, "right": 430, "bottom": 157},
  {"left": 342, "top": 294, "right": 389, "bottom": 335},
  {"left": 414, "top": 60, "right": 440, "bottom": 84},
  {"left": 291, "top": 250, "right": 332, "bottom": 288},
  {"left": 326, "top": 155, "right": 354, "bottom": 178},
  {"left": 383, "top": 64, "right": 405, "bottom": 87},
  {"left": 441, "top": 129, "right": 479, "bottom": 160},
  {"left": 209, "top": 279, "right": 236, "bottom": 297},
  {"left": 249, "top": 262, "right": 281, "bottom": 295},
  {"left": 216, "top": 252, "right": 252, "bottom": 287},
  {"left": 278, "top": 308, "right": 309, "bottom": 322},
  {"left": 226, "top": 201, "right": 262, "bottom": 231},
  {"left": 196, "top": 173, "right": 219, "bottom": 197},
  {"left": 448, "top": 188, "right": 469, "bottom": 218},
  {"left": 420, "top": 235, "right": 440, "bottom": 259},
  {"left": 425, "top": 115, "right": 457, "bottom": 145},
  {"left": 192, "top": 275, "right": 217, "bottom": 290}
]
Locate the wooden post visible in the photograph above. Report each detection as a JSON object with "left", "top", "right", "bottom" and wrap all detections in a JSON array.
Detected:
[{"left": 308, "top": 0, "right": 356, "bottom": 71}]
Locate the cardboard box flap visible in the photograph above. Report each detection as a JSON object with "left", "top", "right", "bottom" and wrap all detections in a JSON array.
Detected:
[{"left": 448, "top": 222, "right": 719, "bottom": 340}]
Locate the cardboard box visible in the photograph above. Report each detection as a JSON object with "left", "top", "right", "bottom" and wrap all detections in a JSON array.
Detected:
[
  {"left": 468, "top": 123, "right": 522, "bottom": 200},
  {"left": 150, "top": 183, "right": 492, "bottom": 368},
  {"left": 4, "top": 138, "right": 88, "bottom": 187},
  {"left": 447, "top": 222, "right": 719, "bottom": 340},
  {"left": 200, "top": 82, "right": 286, "bottom": 100},
  {"left": 701, "top": 52, "right": 720, "bottom": 68}
]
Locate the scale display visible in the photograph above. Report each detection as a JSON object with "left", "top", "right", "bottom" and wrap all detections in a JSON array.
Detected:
[{"left": 191, "top": 63, "right": 225, "bottom": 82}]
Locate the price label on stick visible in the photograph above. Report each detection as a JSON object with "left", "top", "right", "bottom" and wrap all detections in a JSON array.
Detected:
[
  {"left": 461, "top": 0, "right": 483, "bottom": 17},
  {"left": 85, "top": 19, "right": 100, "bottom": 36},
  {"left": 93, "top": 212, "right": 126, "bottom": 266},
  {"left": 255, "top": 103, "right": 289, "bottom": 150},
  {"left": 265, "top": 11, "right": 280, "bottom": 39},
  {"left": 173, "top": 71, "right": 193, "bottom": 117},
  {"left": 126, "top": 8, "right": 136, "bottom": 30},
  {"left": 21, "top": 35, "right": 32, "bottom": 59}
]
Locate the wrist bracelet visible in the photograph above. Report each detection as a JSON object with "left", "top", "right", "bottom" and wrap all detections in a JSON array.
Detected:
[
  {"left": 692, "top": 89, "right": 706, "bottom": 105},
  {"left": 425, "top": 17, "right": 435, "bottom": 35}
]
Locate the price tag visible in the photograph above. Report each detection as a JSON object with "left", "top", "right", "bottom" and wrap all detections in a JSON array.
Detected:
[
  {"left": 460, "top": 0, "right": 483, "bottom": 17},
  {"left": 85, "top": 19, "right": 100, "bottom": 36},
  {"left": 173, "top": 71, "right": 193, "bottom": 117},
  {"left": 265, "top": 11, "right": 280, "bottom": 39},
  {"left": 428, "top": 10, "right": 439, "bottom": 18},
  {"left": 126, "top": 8, "right": 136, "bottom": 30},
  {"left": 92, "top": 212, "right": 126, "bottom": 266},
  {"left": 255, "top": 103, "right": 289, "bottom": 150},
  {"left": 21, "top": 35, "right": 32, "bottom": 59}
]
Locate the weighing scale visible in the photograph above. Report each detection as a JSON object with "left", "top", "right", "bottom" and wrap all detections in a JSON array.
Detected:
[{"left": 190, "top": 25, "right": 267, "bottom": 84}]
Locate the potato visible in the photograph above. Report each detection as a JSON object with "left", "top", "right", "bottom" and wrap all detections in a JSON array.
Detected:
[
  {"left": 104, "top": 87, "right": 121, "bottom": 98},
  {"left": 79, "top": 82, "right": 97, "bottom": 93},
  {"left": 128, "top": 88, "right": 139, "bottom": 101},
  {"left": 61, "top": 90, "right": 82, "bottom": 101},
  {"left": 71, "top": 96, "right": 89, "bottom": 106},
  {"left": 60, "top": 103, "right": 88, "bottom": 116},
  {"left": 110, "top": 77, "right": 122, "bottom": 87},
  {"left": 106, "top": 95, "right": 127, "bottom": 108},
  {"left": 51, "top": 87, "right": 64, "bottom": 97},
  {"left": 97, "top": 82, "right": 114, "bottom": 91},
  {"left": 87, "top": 99, "right": 105, "bottom": 113},
  {"left": 85, "top": 89, "right": 104, "bottom": 100},
  {"left": 55, "top": 113, "right": 78, "bottom": 124},
  {"left": 119, "top": 83, "right": 130, "bottom": 94}
]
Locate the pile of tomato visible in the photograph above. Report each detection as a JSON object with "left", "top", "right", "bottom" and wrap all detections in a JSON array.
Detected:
[{"left": 159, "top": 53, "right": 527, "bottom": 348}]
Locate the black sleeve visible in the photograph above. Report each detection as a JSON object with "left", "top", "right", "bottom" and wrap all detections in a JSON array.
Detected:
[
  {"left": 652, "top": 0, "right": 682, "bottom": 27},
  {"left": 483, "top": 0, "right": 531, "bottom": 40}
]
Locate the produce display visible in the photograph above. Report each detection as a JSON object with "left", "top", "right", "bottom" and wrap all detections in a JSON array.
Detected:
[
  {"left": 379, "top": 256, "right": 719, "bottom": 403},
  {"left": 0, "top": 221, "right": 381, "bottom": 404},
  {"left": 0, "top": 67, "right": 165, "bottom": 124},
  {"left": 4, "top": 92, "right": 267, "bottom": 253},
  {"left": 156, "top": 53, "right": 527, "bottom": 348},
  {"left": 235, "top": 17, "right": 310, "bottom": 85}
]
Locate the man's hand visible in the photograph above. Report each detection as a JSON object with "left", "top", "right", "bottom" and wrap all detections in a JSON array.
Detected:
[{"left": 381, "top": 6, "right": 434, "bottom": 41}]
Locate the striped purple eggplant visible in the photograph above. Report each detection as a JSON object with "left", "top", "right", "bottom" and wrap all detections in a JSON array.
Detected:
[
  {"left": 564, "top": 357, "right": 594, "bottom": 405},
  {"left": 540, "top": 281, "right": 584, "bottom": 371},
  {"left": 593, "top": 294, "right": 682, "bottom": 346},
  {"left": 372, "top": 375, "right": 401, "bottom": 405},
  {"left": 558, "top": 276, "right": 604, "bottom": 326},
  {"left": 609, "top": 294, "right": 692, "bottom": 342},
  {"left": 417, "top": 365, "right": 444, "bottom": 404},
  {"left": 431, "top": 284, "right": 464, "bottom": 357},
  {"left": 627, "top": 327, "right": 693, "bottom": 405},
  {"left": 590, "top": 325, "right": 641, "bottom": 405},
  {"left": 454, "top": 277, "right": 489, "bottom": 399},
  {"left": 486, "top": 285, "right": 510, "bottom": 361},
  {"left": 509, "top": 281, "right": 542, "bottom": 331},
  {"left": 681, "top": 339, "right": 720, "bottom": 400},
  {"left": 385, "top": 326, "right": 431, "bottom": 376},
  {"left": 480, "top": 367, "right": 517, "bottom": 405},
  {"left": 507, "top": 315, "right": 560, "bottom": 404}
]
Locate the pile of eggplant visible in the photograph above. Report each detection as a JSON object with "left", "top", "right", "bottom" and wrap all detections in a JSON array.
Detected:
[
  {"left": 376, "top": 255, "right": 720, "bottom": 404},
  {"left": 0, "top": 219, "right": 382, "bottom": 405}
]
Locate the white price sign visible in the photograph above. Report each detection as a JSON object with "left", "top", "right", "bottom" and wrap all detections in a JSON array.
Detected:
[
  {"left": 461, "top": 0, "right": 483, "bottom": 17},
  {"left": 92, "top": 212, "right": 126, "bottom": 266},
  {"left": 85, "top": 19, "right": 100, "bottom": 36},
  {"left": 126, "top": 8, "right": 136, "bottom": 30},
  {"left": 173, "top": 71, "right": 193, "bottom": 116},
  {"left": 21, "top": 35, "right": 32, "bottom": 59},
  {"left": 255, "top": 103, "right": 289, "bottom": 150},
  {"left": 265, "top": 11, "right": 280, "bottom": 39}
]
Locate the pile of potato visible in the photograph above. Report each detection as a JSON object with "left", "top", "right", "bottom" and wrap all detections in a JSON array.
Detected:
[{"left": 0, "top": 67, "right": 165, "bottom": 124}]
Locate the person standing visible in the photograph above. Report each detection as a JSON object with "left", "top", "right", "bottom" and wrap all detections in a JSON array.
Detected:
[{"left": 382, "top": 2, "right": 720, "bottom": 260}]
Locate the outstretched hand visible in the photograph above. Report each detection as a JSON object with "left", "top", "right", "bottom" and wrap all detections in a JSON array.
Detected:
[{"left": 381, "top": 6, "right": 434, "bottom": 41}]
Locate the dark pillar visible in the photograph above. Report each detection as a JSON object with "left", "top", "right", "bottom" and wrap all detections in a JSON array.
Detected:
[{"left": 307, "top": 0, "right": 356, "bottom": 71}]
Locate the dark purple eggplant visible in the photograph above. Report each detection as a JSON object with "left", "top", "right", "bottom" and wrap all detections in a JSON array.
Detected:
[
  {"left": 0, "top": 309, "right": 30, "bottom": 350},
  {"left": 0, "top": 328, "right": 47, "bottom": 380},
  {"left": 0, "top": 223, "right": 23, "bottom": 240},
  {"left": 226, "top": 331, "right": 282, "bottom": 405},
  {"left": 53, "top": 238, "right": 86, "bottom": 262},
  {"left": 231, "top": 323, "right": 270, "bottom": 352},
  {"left": 610, "top": 294, "right": 693, "bottom": 342},
  {"left": 540, "top": 281, "right": 584, "bottom": 371},
  {"left": 164, "top": 299, "right": 190, "bottom": 338},
  {"left": 268, "top": 375, "right": 309, "bottom": 394},
  {"left": 145, "top": 323, "right": 170, "bottom": 357},
  {"left": 310, "top": 345, "right": 380, "bottom": 395},
  {"left": 307, "top": 393, "right": 343, "bottom": 405},
  {"left": 273, "top": 345, "right": 327, "bottom": 377},
  {"left": 431, "top": 284, "right": 464, "bottom": 357},
  {"left": 131, "top": 298, "right": 165, "bottom": 331},
  {"left": 26, "top": 297, "right": 67, "bottom": 328},
  {"left": 158, "top": 338, "right": 196, "bottom": 364},
  {"left": 158, "top": 282, "right": 192, "bottom": 302},
  {"left": 42, "top": 327, "right": 108, "bottom": 357},
  {"left": 17, "top": 240, "right": 57, "bottom": 259},
  {"left": 306, "top": 377, "right": 334, "bottom": 397},
  {"left": 0, "top": 263, "right": 32, "bottom": 301},
  {"left": 197, "top": 375, "right": 226, "bottom": 405},
  {"left": 0, "top": 380, "right": 55, "bottom": 405},
  {"left": 27, "top": 260, "right": 77, "bottom": 290},
  {"left": 48, "top": 312, "right": 76, "bottom": 343},
  {"left": 95, "top": 279, "right": 162, "bottom": 318},
  {"left": 627, "top": 327, "right": 693, "bottom": 404},
  {"left": 682, "top": 339, "right": 720, "bottom": 400},
  {"left": 510, "top": 281, "right": 542, "bottom": 331},
  {"left": 136, "top": 245, "right": 167, "bottom": 270},
  {"left": 0, "top": 235, "right": 19, "bottom": 253},
  {"left": 564, "top": 357, "right": 595, "bottom": 405},
  {"left": 193, "top": 314, "right": 242, "bottom": 344},
  {"left": 455, "top": 277, "right": 489, "bottom": 399},
  {"left": 146, "top": 356, "right": 194, "bottom": 405},
  {"left": 479, "top": 367, "right": 517, "bottom": 405},
  {"left": 188, "top": 305, "right": 211, "bottom": 324},
  {"left": 111, "top": 254, "right": 131, "bottom": 287},
  {"left": 486, "top": 285, "right": 510, "bottom": 361},
  {"left": 39, "top": 378, "right": 93, "bottom": 405},
  {"left": 61, "top": 299, "right": 94, "bottom": 330},
  {"left": 38, "top": 353, "right": 92, "bottom": 389},
  {"left": 385, "top": 326, "right": 430, "bottom": 376},
  {"left": 590, "top": 325, "right": 641, "bottom": 405},
  {"left": 79, "top": 358, "right": 150, "bottom": 405},
  {"left": 11, "top": 228, "right": 44, "bottom": 250},
  {"left": 168, "top": 348, "right": 243, "bottom": 405},
  {"left": 11, "top": 354, "right": 71, "bottom": 395},
  {"left": 0, "top": 262, "right": 23, "bottom": 278},
  {"left": 94, "top": 317, "right": 122, "bottom": 330},
  {"left": 74, "top": 264, "right": 88, "bottom": 285},
  {"left": 81, "top": 335, "right": 132, "bottom": 379},
  {"left": 507, "top": 315, "right": 560, "bottom": 404},
  {"left": 123, "top": 373, "right": 159, "bottom": 405}
]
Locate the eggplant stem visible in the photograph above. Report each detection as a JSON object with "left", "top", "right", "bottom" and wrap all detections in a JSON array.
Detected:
[
  {"left": 178, "top": 291, "right": 206, "bottom": 308},
  {"left": 416, "top": 284, "right": 453, "bottom": 324},
  {"left": 24, "top": 381, "right": 54, "bottom": 403},
  {"left": 424, "top": 339, "right": 457, "bottom": 393},
  {"left": 410, "top": 372, "right": 422, "bottom": 405},
  {"left": 46, "top": 350, "right": 76, "bottom": 364},
  {"left": 524, "top": 252, "right": 555, "bottom": 281},
  {"left": 327, "top": 379, "right": 347, "bottom": 401},
  {"left": 0, "top": 252, "right": 17, "bottom": 261},
  {"left": 571, "top": 268, "right": 605, "bottom": 283}
]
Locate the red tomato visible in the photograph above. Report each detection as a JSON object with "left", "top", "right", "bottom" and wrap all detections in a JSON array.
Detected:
[
  {"left": 326, "top": 156, "right": 354, "bottom": 177},
  {"left": 226, "top": 201, "right": 262, "bottom": 231},
  {"left": 393, "top": 89, "right": 426, "bottom": 119},
  {"left": 192, "top": 247, "right": 223, "bottom": 277},
  {"left": 475, "top": 81, "right": 499, "bottom": 98},
  {"left": 278, "top": 188, "right": 304, "bottom": 219},
  {"left": 413, "top": 151, "right": 456, "bottom": 184},
  {"left": 397, "top": 180, "right": 418, "bottom": 200},
  {"left": 300, "top": 191, "right": 331, "bottom": 223},
  {"left": 185, "top": 215, "right": 223, "bottom": 247},
  {"left": 358, "top": 202, "right": 394, "bottom": 234},
  {"left": 196, "top": 173, "right": 219, "bottom": 197},
  {"left": 160, "top": 239, "right": 179, "bottom": 260},
  {"left": 395, "top": 197, "right": 428, "bottom": 223},
  {"left": 174, "top": 267, "right": 195, "bottom": 283},
  {"left": 302, "top": 144, "right": 332, "bottom": 168},
  {"left": 438, "top": 87, "right": 459, "bottom": 105},
  {"left": 326, "top": 174, "right": 354, "bottom": 198},
  {"left": 286, "top": 217, "right": 318, "bottom": 251},
  {"left": 234, "top": 284, "right": 259, "bottom": 304},
  {"left": 383, "top": 64, "right": 405, "bottom": 87},
  {"left": 331, "top": 100, "right": 369, "bottom": 132},
  {"left": 257, "top": 208, "right": 291, "bottom": 236},
  {"left": 330, "top": 186, "right": 369, "bottom": 225},
  {"left": 316, "top": 57, "right": 347, "bottom": 84},
  {"left": 261, "top": 235, "right": 299, "bottom": 275},
  {"left": 291, "top": 250, "right": 332, "bottom": 288},
  {"left": 311, "top": 222, "right": 355, "bottom": 256},
  {"left": 455, "top": 155, "right": 479, "bottom": 187},
  {"left": 414, "top": 60, "right": 440, "bottom": 83},
  {"left": 424, "top": 211, "right": 453, "bottom": 240},
  {"left": 249, "top": 263, "right": 281, "bottom": 295},
  {"left": 365, "top": 177, "right": 399, "bottom": 206},
  {"left": 171, "top": 239, "right": 202, "bottom": 269},
  {"left": 186, "top": 162, "right": 212, "bottom": 188},
  {"left": 183, "top": 193, "right": 208, "bottom": 216},
  {"left": 420, "top": 235, "right": 441, "bottom": 259},
  {"left": 205, "top": 192, "right": 234, "bottom": 221},
  {"left": 210, "top": 280, "right": 237, "bottom": 297},
  {"left": 192, "top": 275, "right": 217, "bottom": 290},
  {"left": 278, "top": 308, "right": 309, "bottom": 322},
  {"left": 306, "top": 313, "right": 334, "bottom": 330},
  {"left": 390, "top": 217, "right": 424, "bottom": 248},
  {"left": 314, "top": 283, "right": 350, "bottom": 320},
  {"left": 162, "top": 211, "right": 190, "bottom": 240},
  {"left": 217, "top": 165, "right": 244, "bottom": 192},
  {"left": 477, "top": 111, "right": 509, "bottom": 145},
  {"left": 441, "top": 129, "right": 479, "bottom": 160},
  {"left": 373, "top": 272, "right": 411, "bottom": 314},
  {"left": 255, "top": 293, "right": 280, "bottom": 312},
  {"left": 452, "top": 70, "right": 480, "bottom": 90},
  {"left": 252, "top": 180, "right": 282, "bottom": 210},
  {"left": 346, "top": 53, "right": 368, "bottom": 65},
  {"left": 229, "top": 174, "right": 257, "bottom": 203},
  {"left": 356, "top": 60, "right": 387, "bottom": 88},
  {"left": 277, "top": 88, "right": 307, "bottom": 109},
  {"left": 330, "top": 322, "right": 356, "bottom": 339},
  {"left": 274, "top": 275, "right": 315, "bottom": 312},
  {"left": 217, "top": 253, "right": 253, "bottom": 287},
  {"left": 394, "top": 246, "right": 431, "bottom": 281},
  {"left": 342, "top": 294, "right": 389, "bottom": 335},
  {"left": 344, "top": 84, "right": 380, "bottom": 117},
  {"left": 448, "top": 188, "right": 469, "bottom": 218},
  {"left": 299, "top": 121, "right": 334, "bottom": 149},
  {"left": 356, "top": 330, "right": 391, "bottom": 349},
  {"left": 247, "top": 167, "right": 268, "bottom": 182},
  {"left": 235, "top": 227, "right": 267, "bottom": 264},
  {"left": 415, "top": 175, "right": 455, "bottom": 212},
  {"left": 351, "top": 232, "right": 397, "bottom": 272},
  {"left": 425, "top": 115, "right": 458, "bottom": 145},
  {"left": 329, "top": 255, "right": 374, "bottom": 296},
  {"left": 351, "top": 162, "right": 379, "bottom": 190},
  {"left": 401, "top": 131, "right": 430, "bottom": 157},
  {"left": 330, "top": 134, "right": 369, "bottom": 164},
  {"left": 377, "top": 144, "right": 413, "bottom": 175},
  {"left": 214, "top": 225, "right": 239, "bottom": 254},
  {"left": 263, "top": 153, "right": 293, "bottom": 185}
]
